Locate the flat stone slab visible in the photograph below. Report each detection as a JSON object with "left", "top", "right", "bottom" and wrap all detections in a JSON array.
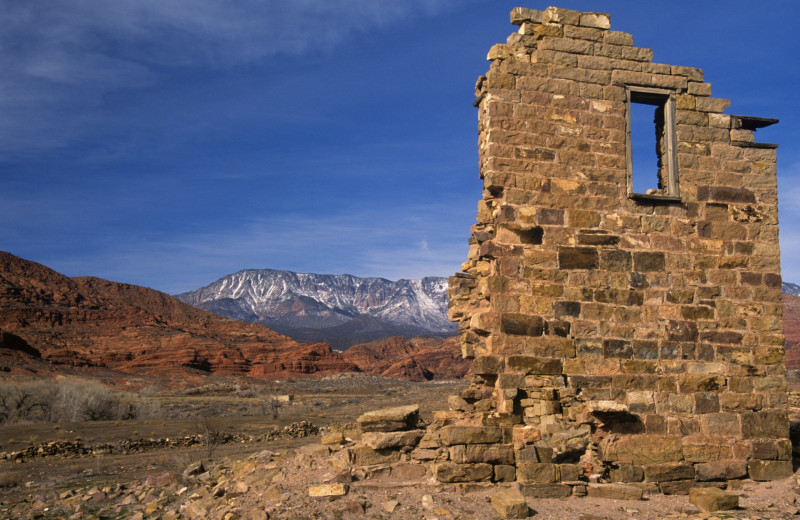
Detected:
[
  {"left": 586, "top": 484, "right": 643, "bottom": 500},
  {"left": 491, "top": 490, "right": 529, "bottom": 519},
  {"left": 689, "top": 487, "right": 738, "bottom": 512},
  {"left": 308, "top": 483, "right": 348, "bottom": 497},
  {"left": 362, "top": 430, "right": 423, "bottom": 449},
  {"left": 357, "top": 404, "right": 419, "bottom": 432}
]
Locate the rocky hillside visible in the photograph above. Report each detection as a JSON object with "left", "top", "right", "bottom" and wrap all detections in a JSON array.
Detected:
[
  {"left": 0, "top": 252, "right": 358, "bottom": 380},
  {"left": 175, "top": 269, "right": 456, "bottom": 349},
  {"left": 343, "top": 336, "right": 470, "bottom": 381}
]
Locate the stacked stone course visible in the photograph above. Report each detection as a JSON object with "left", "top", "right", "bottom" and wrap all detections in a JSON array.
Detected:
[{"left": 442, "top": 6, "right": 788, "bottom": 495}]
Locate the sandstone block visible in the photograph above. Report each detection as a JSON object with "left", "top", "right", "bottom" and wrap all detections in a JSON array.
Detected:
[
  {"left": 308, "top": 483, "right": 348, "bottom": 497},
  {"left": 586, "top": 484, "right": 643, "bottom": 500},
  {"left": 357, "top": 404, "right": 419, "bottom": 432},
  {"left": 502, "top": 314, "right": 545, "bottom": 336},
  {"left": 361, "top": 430, "right": 423, "bottom": 450},
  {"left": 440, "top": 426, "right": 504, "bottom": 446},
  {"left": 472, "top": 355, "right": 504, "bottom": 375},
  {"left": 741, "top": 410, "right": 788, "bottom": 439},
  {"left": 494, "top": 464, "right": 517, "bottom": 482},
  {"left": 391, "top": 463, "right": 428, "bottom": 481},
  {"left": 491, "top": 490, "right": 530, "bottom": 519},
  {"left": 348, "top": 447, "right": 401, "bottom": 466},
  {"left": 512, "top": 425, "right": 542, "bottom": 446},
  {"left": 434, "top": 463, "right": 493, "bottom": 483},
  {"left": 450, "top": 443, "right": 515, "bottom": 464},
  {"left": 660, "top": 480, "right": 724, "bottom": 495},
  {"left": 410, "top": 448, "right": 440, "bottom": 461},
  {"left": 558, "top": 246, "right": 598, "bottom": 269},
  {"left": 695, "top": 460, "right": 747, "bottom": 481},
  {"left": 609, "top": 465, "right": 643, "bottom": 482},
  {"left": 517, "top": 462, "right": 557, "bottom": 483},
  {"left": 689, "top": 487, "right": 738, "bottom": 512},
  {"left": 510, "top": 7, "right": 544, "bottom": 26},
  {"left": 321, "top": 432, "right": 345, "bottom": 445},
  {"left": 518, "top": 483, "right": 572, "bottom": 498},
  {"left": 579, "top": 12, "right": 610, "bottom": 30},
  {"left": 558, "top": 463, "right": 582, "bottom": 481},
  {"left": 643, "top": 463, "right": 695, "bottom": 482},
  {"left": 506, "top": 355, "right": 562, "bottom": 375},
  {"left": 599, "top": 435, "right": 682, "bottom": 464},
  {"left": 542, "top": 6, "right": 580, "bottom": 25},
  {"left": 747, "top": 460, "right": 793, "bottom": 481}
]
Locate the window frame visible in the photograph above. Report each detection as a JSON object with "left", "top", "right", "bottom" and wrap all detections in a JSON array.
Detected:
[{"left": 625, "top": 86, "right": 680, "bottom": 202}]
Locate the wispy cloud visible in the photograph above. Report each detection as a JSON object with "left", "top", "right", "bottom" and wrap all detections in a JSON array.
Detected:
[
  {"left": 0, "top": 0, "right": 461, "bottom": 154},
  {"left": 48, "top": 203, "right": 472, "bottom": 293}
]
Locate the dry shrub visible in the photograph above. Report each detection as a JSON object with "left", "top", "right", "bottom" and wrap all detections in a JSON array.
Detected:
[{"left": 0, "top": 378, "right": 158, "bottom": 425}]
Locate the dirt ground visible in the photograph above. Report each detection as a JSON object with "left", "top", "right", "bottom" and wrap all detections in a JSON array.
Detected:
[{"left": 2, "top": 374, "right": 800, "bottom": 519}]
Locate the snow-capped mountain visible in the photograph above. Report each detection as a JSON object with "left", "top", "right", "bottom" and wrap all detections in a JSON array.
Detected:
[
  {"left": 175, "top": 269, "right": 456, "bottom": 349},
  {"left": 783, "top": 282, "right": 800, "bottom": 296}
]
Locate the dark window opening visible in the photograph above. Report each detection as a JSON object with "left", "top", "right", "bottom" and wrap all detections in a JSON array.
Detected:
[{"left": 626, "top": 87, "right": 679, "bottom": 200}]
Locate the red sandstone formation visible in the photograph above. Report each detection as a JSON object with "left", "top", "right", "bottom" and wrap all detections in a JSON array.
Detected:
[
  {"left": 0, "top": 252, "right": 358, "bottom": 379},
  {"left": 343, "top": 336, "right": 470, "bottom": 381}
]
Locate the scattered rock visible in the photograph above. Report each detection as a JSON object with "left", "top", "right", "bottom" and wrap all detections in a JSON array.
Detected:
[
  {"left": 183, "top": 461, "right": 205, "bottom": 478},
  {"left": 357, "top": 404, "right": 420, "bottom": 432},
  {"left": 308, "top": 483, "right": 349, "bottom": 497},
  {"left": 689, "top": 487, "right": 739, "bottom": 512},
  {"left": 491, "top": 490, "right": 529, "bottom": 519}
]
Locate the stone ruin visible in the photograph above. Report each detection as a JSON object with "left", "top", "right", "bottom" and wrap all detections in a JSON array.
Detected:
[{"left": 341, "top": 6, "right": 788, "bottom": 499}]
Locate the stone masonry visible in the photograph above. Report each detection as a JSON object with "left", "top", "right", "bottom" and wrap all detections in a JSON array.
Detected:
[{"left": 442, "top": 6, "right": 788, "bottom": 495}]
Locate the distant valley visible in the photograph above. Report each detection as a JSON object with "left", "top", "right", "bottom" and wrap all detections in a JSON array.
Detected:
[{"left": 175, "top": 269, "right": 456, "bottom": 349}]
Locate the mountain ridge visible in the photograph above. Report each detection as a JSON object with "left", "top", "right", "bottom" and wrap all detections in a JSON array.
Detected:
[
  {"left": 0, "top": 251, "right": 358, "bottom": 380},
  {"left": 175, "top": 268, "right": 456, "bottom": 349}
]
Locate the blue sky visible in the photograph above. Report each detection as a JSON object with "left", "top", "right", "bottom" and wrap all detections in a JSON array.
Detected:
[{"left": 2, "top": 1, "right": 798, "bottom": 294}]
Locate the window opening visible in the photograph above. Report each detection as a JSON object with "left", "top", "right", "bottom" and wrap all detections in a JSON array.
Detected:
[{"left": 626, "top": 87, "right": 679, "bottom": 200}]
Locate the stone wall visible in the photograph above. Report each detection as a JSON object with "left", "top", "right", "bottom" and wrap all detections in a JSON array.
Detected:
[{"left": 446, "top": 6, "right": 788, "bottom": 494}]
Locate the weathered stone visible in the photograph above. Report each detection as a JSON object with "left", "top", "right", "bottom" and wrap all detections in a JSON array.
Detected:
[
  {"left": 695, "top": 460, "right": 747, "bottom": 481},
  {"left": 450, "top": 443, "right": 515, "bottom": 464},
  {"left": 434, "top": 463, "right": 493, "bottom": 483},
  {"left": 494, "top": 464, "right": 517, "bottom": 482},
  {"left": 643, "top": 463, "right": 695, "bottom": 482},
  {"left": 440, "top": 426, "right": 504, "bottom": 446},
  {"left": 357, "top": 405, "right": 419, "bottom": 432},
  {"left": 518, "top": 483, "right": 572, "bottom": 498},
  {"left": 308, "top": 483, "right": 348, "bottom": 497},
  {"left": 391, "top": 463, "right": 428, "bottom": 481},
  {"left": 586, "top": 484, "right": 643, "bottom": 500},
  {"left": 502, "top": 314, "right": 545, "bottom": 336},
  {"left": 609, "top": 465, "right": 643, "bottom": 482},
  {"left": 599, "top": 435, "right": 682, "bottom": 464},
  {"left": 348, "top": 447, "right": 401, "bottom": 466},
  {"left": 689, "top": 487, "right": 738, "bottom": 512},
  {"left": 321, "top": 432, "right": 345, "bottom": 445},
  {"left": 747, "top": 460, "right": 793, "bottom": 481},
  {"left": 491, "top": 490, "right": 530, "bottom": 519},
  {"left": 558, "top": 247, "right": 599, "bottom": 269},
  {"left": 361, "top": 430, "right": 424, "bottom": 450},
  {"left": 517, "top": 462, "right": 557, "bottom": 483}
]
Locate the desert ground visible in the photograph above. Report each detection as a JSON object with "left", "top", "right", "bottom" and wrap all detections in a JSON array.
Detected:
[{"left": 1, "top": 373, "right": 800, "bottom": 520}]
